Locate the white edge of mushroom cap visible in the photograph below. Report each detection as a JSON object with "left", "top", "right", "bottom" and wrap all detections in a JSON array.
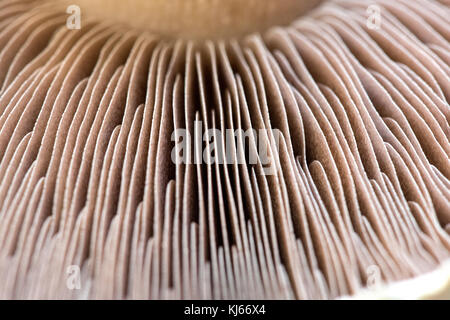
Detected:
[{"left": 340, "top": 259, "right": 450, "bottom": 300}]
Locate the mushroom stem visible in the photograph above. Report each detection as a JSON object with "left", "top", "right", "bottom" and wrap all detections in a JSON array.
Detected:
[{"left": 59, "top": 0, "right": 323, "bottom": 39}]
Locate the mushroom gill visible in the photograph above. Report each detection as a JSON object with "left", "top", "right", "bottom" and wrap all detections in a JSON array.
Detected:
[{"left": 0, "top": 0, "right": 449, "bottom": 300}]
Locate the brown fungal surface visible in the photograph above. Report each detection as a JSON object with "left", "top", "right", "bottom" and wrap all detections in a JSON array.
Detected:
[{"left": 0, "top": 0, "right": 449, "bottom": 299}]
